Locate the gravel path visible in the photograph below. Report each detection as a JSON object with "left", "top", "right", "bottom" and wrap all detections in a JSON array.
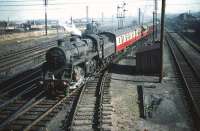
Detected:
[{"left": 109, "top": 43, "right": 193, "bottom": 131}]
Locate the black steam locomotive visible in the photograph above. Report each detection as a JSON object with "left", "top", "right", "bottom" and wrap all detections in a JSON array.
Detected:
[{"left": 41, "top": 32, "right": 116, "bottom": 95}]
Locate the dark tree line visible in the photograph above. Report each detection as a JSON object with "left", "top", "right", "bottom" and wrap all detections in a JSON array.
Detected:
[{"left": 0, "top": 21, "right": 7, "bottom": 29}]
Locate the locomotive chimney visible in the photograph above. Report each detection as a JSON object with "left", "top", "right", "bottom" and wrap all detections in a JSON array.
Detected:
[{"left": 57, "top": 39, "right": 64, "bottom": 47}]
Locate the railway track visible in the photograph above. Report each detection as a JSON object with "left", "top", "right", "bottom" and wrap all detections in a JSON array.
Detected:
[
  {"left": 0, "top": 71, "right": 41, "bottom": 107},
  {"left": 0, "top": 69, "right": 112, "bottom": 131},
  {"left": 166, "top": 31, "right": 200, "bottom": 130},
  {"left": 0, "top": 39, "right": 57, "bottom": 74},
  {"left": 65, "top": 71, "right": 112, "bottom": 131},
  {"left": 176, "top": 31, "right": 200, "bottom": 54},
  {"left": 0, "top": 41, "right": 137, "bottom": 130},
  {"left": 0, "top": 84, "right": 81, "bottom": 130},
  {"left": 0, "top": 68, "right": 42, "bottom": 129},
  {"left": 0, "top": 66, "right": 41, "bottom": 91},
  {"left": 167, "top": 24, "right": 200, "bottom": 53}
]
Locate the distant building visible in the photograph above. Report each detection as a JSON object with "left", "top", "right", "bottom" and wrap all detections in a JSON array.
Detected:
[{"left": 176, "top": 13, "right": 200, "bottom": 34}]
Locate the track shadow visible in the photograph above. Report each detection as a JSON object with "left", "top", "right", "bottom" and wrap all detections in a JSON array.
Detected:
[
  {"left": 111, "top": 63, "right": 159, "bottom": 77},
  {"left": 123, "top": 56, "right": 136, "bottom": 60},
  {"left": 111, "top": 63, "right": 136, "bottom": 75}
]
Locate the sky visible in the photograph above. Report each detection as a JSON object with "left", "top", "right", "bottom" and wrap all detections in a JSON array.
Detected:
[{"left": 0, "top": 0, "right": 199, "bottom": 21}]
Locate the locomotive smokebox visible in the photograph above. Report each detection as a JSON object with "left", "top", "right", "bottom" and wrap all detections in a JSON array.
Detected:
[{"left": 46, "top": 47, "right": 67, "bottom": 70}]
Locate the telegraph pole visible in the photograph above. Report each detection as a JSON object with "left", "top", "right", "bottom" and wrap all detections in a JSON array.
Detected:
[
  {"left": 44, "top": 0, "right": 48, "bottom": 35},
  {"left": 153, "top": 11, "right": 155, "bottom": 42},
  {"left": 71, "top": 16, "right": 73, "bottom": 24},
  {"left": 159, "top": 0, "right": 166, "bottom": 83},
  {"left": 117, "top": 5, "right": 120, "bottom": 29},
  {"left": 86, "top": 6, "right": 89, "bottom": 24},
  {"left": 138, "top": 8, "right": 141, "bottom": 25},
  {"left": 188, "top": 10, "right": 191, "bottom": 15},
  {"left": 101, "top": 12, "right": 104, "bottom": 25},
  {"left": 112, "top": 15, "right": 114, "bottom": 28},
  {"left": 7, "top": 17, "right": 9, "bottom": 30},
  {"left": 155, "top": 0, "right": 158, "bottom": 39}
]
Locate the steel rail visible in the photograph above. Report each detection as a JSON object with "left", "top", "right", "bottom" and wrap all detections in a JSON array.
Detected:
[
  {"left": 0, "top": 84, "right": 38, "bottom": 109},
  {"left": 0, "top": 90, "right": 46, "bottom": 129},
  {"left": 0, "top": 68, "right": 41, "bottom": 94},
  {"left": 23, "top": 88, "right": 80, "bottom": 131},
  {"left": 166, "top": 31, "right": 200, "bottom": 130}
]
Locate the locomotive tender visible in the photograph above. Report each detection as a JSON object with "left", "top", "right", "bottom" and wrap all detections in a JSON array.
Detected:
[{"left": 41, "top": 23, "right": 153, "bottom": 95}]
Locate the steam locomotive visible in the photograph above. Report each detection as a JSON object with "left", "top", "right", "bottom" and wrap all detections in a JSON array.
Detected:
[{"left": 40, "top": 23, "right": 154, "bottom": 95}]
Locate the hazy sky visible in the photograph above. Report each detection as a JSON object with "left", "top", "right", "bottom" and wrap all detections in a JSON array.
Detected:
[{"left": 0, "top": 0, "right": 199, "bottom": 21}]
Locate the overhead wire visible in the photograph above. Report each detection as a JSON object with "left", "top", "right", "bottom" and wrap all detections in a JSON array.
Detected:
[
  {"left": 0, "top": 1, "right": 200, "bottom": 6},
  {"left": 0, "top": 1, "right": 199, "bottom": 20}
]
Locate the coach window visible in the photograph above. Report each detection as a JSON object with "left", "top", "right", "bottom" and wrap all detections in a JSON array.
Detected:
[{"left": 118, "top": 37, "right": 121, "bottom": 44}]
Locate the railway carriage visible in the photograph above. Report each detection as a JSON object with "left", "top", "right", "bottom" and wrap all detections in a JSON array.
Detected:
[
  {"left": 105, "top": 23, "right": 153, "bottom": 52},
  {"left": 115, "top": 27, "right": 141, "bottom": 51}
]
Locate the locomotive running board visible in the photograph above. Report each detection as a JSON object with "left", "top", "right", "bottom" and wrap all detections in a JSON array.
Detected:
[{"left": 72, "top": 53, "right": 98, "bottom": 65}]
